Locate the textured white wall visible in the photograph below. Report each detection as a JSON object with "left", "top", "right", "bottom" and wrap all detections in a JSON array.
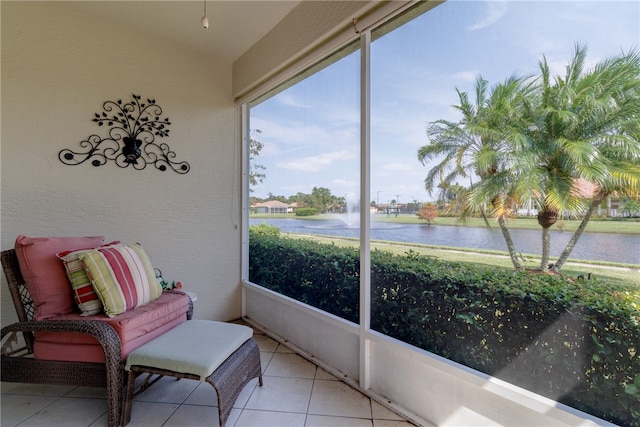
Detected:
[{"left": 1, "top": 2, "right": 241, "bottom": 325}]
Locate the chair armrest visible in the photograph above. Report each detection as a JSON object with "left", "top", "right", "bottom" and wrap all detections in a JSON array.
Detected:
[
  {"left": 1, "top": 320, "right": 121, "bottom": 364},
  {"left": 165, "top": 290, "right": 194, "bottom": 320},
  {"left": 2, "top": 320, "right": 124, "bottom": 427}
]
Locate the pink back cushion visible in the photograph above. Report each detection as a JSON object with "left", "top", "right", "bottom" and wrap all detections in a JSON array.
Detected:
[{"left": 15, "top": 235, "right": 105, "bottom": 320}]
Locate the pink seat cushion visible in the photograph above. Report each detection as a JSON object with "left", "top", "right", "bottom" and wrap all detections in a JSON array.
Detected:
[
  {"left": 15, "top": 235, "right": 105, "bottom": 320},
  {"left": 33, "top": 292, "right": 190, "bottom": 362}
]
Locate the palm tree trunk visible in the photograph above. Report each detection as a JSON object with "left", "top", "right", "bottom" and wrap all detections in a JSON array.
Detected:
[
  {"left": 540, "top": 226, "right": 551, "bottom": 271},
  {"left": 480, "top": 206, "right": 492, "bottom": 228},
  {"left": 497, "top": 216, "right": 522, "bottom": 270},
  {"left": 554, "top": 197, "right": 601, "bottom": 271}
]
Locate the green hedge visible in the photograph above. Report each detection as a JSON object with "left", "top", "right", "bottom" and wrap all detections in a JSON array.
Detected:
[
  {"left": 248, "top": 229, "right": 640, "bottom": 426},
  {"left": 295, "top": 207, "right": 319, "bottom": 216},
  {"left": 248, "top": 229, "right": 360, "bottom": 321}
]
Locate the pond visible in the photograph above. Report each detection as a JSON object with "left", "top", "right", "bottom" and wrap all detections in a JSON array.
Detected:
[{"left": 249, "top": 217, "right": 640, "bottom": 265}]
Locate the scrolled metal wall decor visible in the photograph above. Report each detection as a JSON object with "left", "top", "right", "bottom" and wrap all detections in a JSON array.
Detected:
[{"left": 59, "top": 94, "right": 190, "bottom": 174}]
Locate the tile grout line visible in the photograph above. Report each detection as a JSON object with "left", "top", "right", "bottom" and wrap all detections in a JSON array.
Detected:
[
  {"left": 231, "top": 343, "right": 278, "bottom": 427},
  {"left": 302, "top": 364, "right": 320, "bottom": 426},
  {"left": 232, "top": 359, "right": 265, "bottom": 427}
]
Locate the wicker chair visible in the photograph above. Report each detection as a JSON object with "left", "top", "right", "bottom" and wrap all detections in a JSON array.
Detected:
[{"left": 0, "top": 249, "right": 192, "bottom": 427}]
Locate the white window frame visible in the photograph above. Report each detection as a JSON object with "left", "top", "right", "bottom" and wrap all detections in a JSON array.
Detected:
[{"left": 238, "top": 3, "right": 610, "bottom": 425}]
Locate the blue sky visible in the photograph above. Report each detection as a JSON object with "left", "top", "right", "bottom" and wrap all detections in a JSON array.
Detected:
[{"left": 250, "top": 1, "right": 639, "bottom": 204}]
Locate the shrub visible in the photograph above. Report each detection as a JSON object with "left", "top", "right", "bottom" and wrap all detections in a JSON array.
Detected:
[
  {"left": 248, "top": 231, "right": 640, "bottom": 426},
  {"left": 249, "top": 226, "right": 359, "bottom": 321},
  {"left": 417, "top": 203, "right": 438, "bottom": 225},
  {"left": 249, "top": 222, "right": 281, "bottom": 237},
  {"left": 295, "top": 207, "right": 318, "bottom": 216}
]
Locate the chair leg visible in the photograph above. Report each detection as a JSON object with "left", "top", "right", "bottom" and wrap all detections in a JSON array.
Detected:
[
  {"left": 206, "top": 339, "right": 263, "bottom": 427},
  {"left": 106, "top": 366, "right": 124, "bottom": 427},
  {"left": 122, "top": 370, "right": 141, "bottom": 426}
]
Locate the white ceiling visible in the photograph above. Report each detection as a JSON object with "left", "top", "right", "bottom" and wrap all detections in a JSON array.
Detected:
[{"left": 64, "top": 1, "right": 302, "bottom": 62}]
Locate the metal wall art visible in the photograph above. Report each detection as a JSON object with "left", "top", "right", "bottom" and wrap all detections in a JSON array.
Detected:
[{"left": 59, "top": 94, "right": 190, "bottom": 174}]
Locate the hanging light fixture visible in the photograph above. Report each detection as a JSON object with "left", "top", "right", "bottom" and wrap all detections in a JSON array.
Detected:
[{"left": 201, "top": 0, "right": 209, "bottom": 29}]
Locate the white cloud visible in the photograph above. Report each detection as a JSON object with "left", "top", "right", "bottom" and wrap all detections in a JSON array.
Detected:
[
  {"left": 276, "top": 150, "right": 356, "bottom": 172},
  {"left": 451, "top": 70, "right": 479, "bottom": 82},
  {"left": 259, "top": 141, "right": 280, "bottom": 157},
  {"left": 383, "top": 162, "right": 415, "bottom": 172},
  {"left": 466, "top": 1, "right": 508, "bottom": 31},
  {"left": 331, "top": 179, "right": 360, "bottom": 196},
  {"left": 277, "top": 93, "right": 312, "bottom": 109}
]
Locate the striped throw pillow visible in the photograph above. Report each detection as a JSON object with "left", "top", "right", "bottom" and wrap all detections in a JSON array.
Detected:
[
  {"left": 78, "top": 243, "right": 163, "bottom": 317},
  {"left": 59, "top": 249, "right": 104, "bottom": 316},
  {"left": 58, "top": 241, "right": 120, "bottom": 316}
]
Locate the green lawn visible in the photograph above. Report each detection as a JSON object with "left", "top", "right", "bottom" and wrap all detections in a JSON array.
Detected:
[{"left": 280, "top": 232, "right": 639, "bottom": 288}]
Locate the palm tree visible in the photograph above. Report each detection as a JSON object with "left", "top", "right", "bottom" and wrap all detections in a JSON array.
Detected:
[
  {"left": 554, "top": 109, "right": 640, "bottom": 268},
  {"left": 519, "top": 44, "right": 640, "bottom": 271},
  {"left": 436, "top": 182, "right": 469, "bottom": 217},
  {"left": 418, "top": 76, "right": 532, "bottom": 270},
  {"left": 420, "top": 43, "right": 640, "bottom": 273}
]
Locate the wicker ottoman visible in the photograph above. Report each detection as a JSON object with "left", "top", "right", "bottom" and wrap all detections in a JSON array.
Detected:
[{"left": 123, "top": 320, "right": 263, "bottom": 426}]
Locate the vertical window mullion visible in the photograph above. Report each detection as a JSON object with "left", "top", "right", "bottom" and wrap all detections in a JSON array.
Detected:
[
  {"left": 359, "top": 29, "right": 372, "bottom": 391},
  {"left": 240, "top": 103, "right": 250, "bottom": 317}
]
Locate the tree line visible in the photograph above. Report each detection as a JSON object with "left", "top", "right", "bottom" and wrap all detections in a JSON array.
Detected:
[{"left": 251, "top": 187, "right": 352, "bottom": 214}]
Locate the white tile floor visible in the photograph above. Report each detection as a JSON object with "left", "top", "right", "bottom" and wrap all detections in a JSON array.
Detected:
[{"left": 1, "top": 328, "right": 415, "bottom": 427}]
